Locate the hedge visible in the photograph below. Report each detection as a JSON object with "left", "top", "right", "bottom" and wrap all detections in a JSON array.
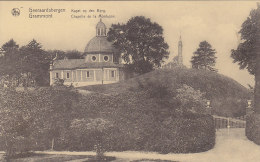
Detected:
[
  {"left": 52, "top": 114, "right": 215, "bottom": 154},
  {"left": 246, "top": 113, "right": 260, "bottom": 145},
  {"left": 44, "top": 89, "right": 216, "bottom": 154},
  {"left": 143, "top": 114, "right": 215, "bottom": 153},
  {"left": 0, "top": 86, "right": 216, "bottom": 154},
  {"left": 95, "top": 114, "right": 216, "bottom": 153}
]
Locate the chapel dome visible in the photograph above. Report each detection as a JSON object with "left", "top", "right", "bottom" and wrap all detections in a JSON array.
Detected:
[
  {"left": 84, "top": 36, "right": 116, "bottom": 54},
  {"left": 84, "top": 19, "right": 117, "bottom": 54}
]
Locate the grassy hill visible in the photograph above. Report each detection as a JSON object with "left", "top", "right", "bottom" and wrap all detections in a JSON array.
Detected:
[{"left": 80, "top": 67, "right": 251, "bottom": 117}]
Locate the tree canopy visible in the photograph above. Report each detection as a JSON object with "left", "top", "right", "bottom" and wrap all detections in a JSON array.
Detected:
[
  {"left": 107, "top": 16, "right": 169, "bottom": 74},
  {"left": 66, "top": 50, "right": 83, "bottom": 59},
  {"left": 0, "top": 39, "right": 84, "bottom": 87},
  {"left": 19, "top": 39, "right": 50, "bottom": 86},
  {"left": 231, "top": 3, "right": 260, "bottom": 113},
  {"left": 191, "top": 41, "right": 217, "bottom": 72},
  {"left": 47, "top": 49, "right": 83, "bottom": 60},
  {"left": 0, "top": 39, "right": 21, "bottom": 77},
  {"left": 231, "top": 3, "right": 260, "bottom": 76}
]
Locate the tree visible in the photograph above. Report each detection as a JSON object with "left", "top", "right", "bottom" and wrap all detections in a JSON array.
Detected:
[
  {"left": 19, "top": 39, "right": 50, "bottom": 86},
  {"left": 0, "top": 88, "right": 40, "bottom": 158},
  {"left": 65, "top": 50, "right": 83, "bottom": 59},
  {"left": 191, "top": 41, "right": 217, "bottom": 72},
  {"left": 0, "top": 39, "right": 22, "bottom": 87},
  {"left": 0, "top": 39, "right": 50, "bottom": 87},
  {"left": 231, "top": 3, "right": 260, "bottom": 113},
  {"left": 107, "top": 16, "right": 169, "bottom": 74},
  {"left": 70, "top": 118, "right": 113, "bottom": 159},
  {"left": 46, "top": 49, "right": 66, "bottom": 61},
  {"left": 0, "top": 86, "right": 79, "bottom": 157},
  {"left": 46, "top": 49, "right": 83, "bottom": 60}
]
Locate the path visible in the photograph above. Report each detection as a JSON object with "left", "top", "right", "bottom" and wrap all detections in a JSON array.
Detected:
[{"left": 17, "top": 128, "right": 260, "bottom": 162}]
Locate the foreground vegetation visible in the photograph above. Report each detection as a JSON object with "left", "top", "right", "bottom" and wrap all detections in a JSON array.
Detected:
[
  {"left": 0, "top": 68, "right": 218, "bottom": 159},
  {"left": 246, "top": 113, "right": 260, "bottom": 145},
  {"left": 1, "top": 66, "right": 252, "bottom": 160}
]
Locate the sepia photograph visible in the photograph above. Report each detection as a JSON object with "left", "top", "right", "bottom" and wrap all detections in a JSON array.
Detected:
[{"left": 0, "top": 0, "right": 260, "bottom": 161}]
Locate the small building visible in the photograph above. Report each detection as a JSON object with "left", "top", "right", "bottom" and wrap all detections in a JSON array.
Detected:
[{"left": 50, "top": 20, "right": 125, "bottom": 87}]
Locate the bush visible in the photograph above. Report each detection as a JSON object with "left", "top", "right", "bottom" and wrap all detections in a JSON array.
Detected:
[
  {"left": 0, "top": 86, "right": 79, "bottom": 156},
  {"left": 246, "top": 113, "right": 260, "bottom": 145},
  {"left": 99, "top": 108, "right": 215, "bottom": 153},
  {"left": 91, "top": 83, "right": 216, "bottom": 153},
  {"left": 142, "top": 114, "right": 215, "bottom": 153}
]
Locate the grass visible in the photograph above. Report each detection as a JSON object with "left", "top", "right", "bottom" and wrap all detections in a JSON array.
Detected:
[
  {"left": 130, "top": 159, "right": 178, "bottom": 162},
  {"left": 6, "top": 154, "right": 91, "bottom": 162},
  {"left": 80, "top": 67, "right": 249, "bottom": 97},
  {"left": 6, "top": 154, "right": 176, "bottom": 162},
  {"left": 2, "top": 152, "right": 116, "bottom": 162},
  {"left": 82, "top": 156, "right": 116, "bottom": 161},
  {"left": 79, "top": 67, "right": 251, "bottom": 117}
]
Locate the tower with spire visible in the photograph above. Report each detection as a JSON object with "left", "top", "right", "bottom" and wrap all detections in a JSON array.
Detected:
[
  {"left": 161, "top": 34, "right": 184, "bottom": 69},
  {"left": 178, "top": 35, "right": 183, "bottom": 65}
]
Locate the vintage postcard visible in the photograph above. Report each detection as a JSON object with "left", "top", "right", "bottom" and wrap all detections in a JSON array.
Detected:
[{"left": 0, "top": 1, "right": 260, "bottom": 162}]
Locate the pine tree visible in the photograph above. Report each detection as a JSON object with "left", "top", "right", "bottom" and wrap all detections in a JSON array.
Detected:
[
  {"left": 0, "top": 39, "right": 22, "bottom": 87},
  {"left": 19, "top": 39, "right": 49, "bottom": 86},
  {"left": 191, "top": 41, "right": 217, "bottom": 72}
]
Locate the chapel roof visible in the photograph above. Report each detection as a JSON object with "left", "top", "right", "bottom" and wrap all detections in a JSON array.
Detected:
[
  {"left": 84, "top": 36, "right": 116, "bottom": 54},
  {"left": 52, "top": 59, "right": 123, "bottom": 70},
  {"left": 52, "top": 59, "right": 85, "bottom": 70},
  {"left": 84, "top": 20, "right": 118, "bottom": 54}
]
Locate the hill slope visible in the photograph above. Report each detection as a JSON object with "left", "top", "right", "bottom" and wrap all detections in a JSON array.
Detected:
[{"left": 81, "top": 67, "right": 251, "bottom": 117}]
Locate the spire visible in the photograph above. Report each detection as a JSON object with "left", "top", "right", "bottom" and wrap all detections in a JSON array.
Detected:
[
  {"left": 178, "top": 34, "right": 183, "bottom": 65},
  {"left": 178, "top": 33, "right": 182, "bottom": 46}
]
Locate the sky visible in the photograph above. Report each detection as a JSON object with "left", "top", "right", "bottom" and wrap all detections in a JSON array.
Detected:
[{"left": 0, "top": 1, "right": 259, "bottom": 87}]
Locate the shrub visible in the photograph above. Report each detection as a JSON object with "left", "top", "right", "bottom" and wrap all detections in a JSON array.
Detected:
[
  {"left": 246, "top": 113, "right": 260, "bottom": 145},
  {"left": 101, "top": 114, "right": 215, "bottom": 154},
  {"left": 175, "top": 84, "right": 207, "bottom": 115},
  {"left": 68, "top": 118, "right": 116, "bottom": 159},
  {"left": 0, "top": 86, "right": 79, "bottom": 156},
  {"left": 143, "top": 114, "right": 215, "bottom": 153},
  {"left": 90, "top": 84, "right": 215, "bottom": 153}
]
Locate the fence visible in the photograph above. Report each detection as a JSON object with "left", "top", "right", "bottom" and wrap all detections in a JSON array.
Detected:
[{"left": 213, "top": 115, "right": 246, "bottom": 129}]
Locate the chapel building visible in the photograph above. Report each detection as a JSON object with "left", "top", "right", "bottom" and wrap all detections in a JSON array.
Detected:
[{"left": 49, "top": 19, "right": 125, "bottom": 87}]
